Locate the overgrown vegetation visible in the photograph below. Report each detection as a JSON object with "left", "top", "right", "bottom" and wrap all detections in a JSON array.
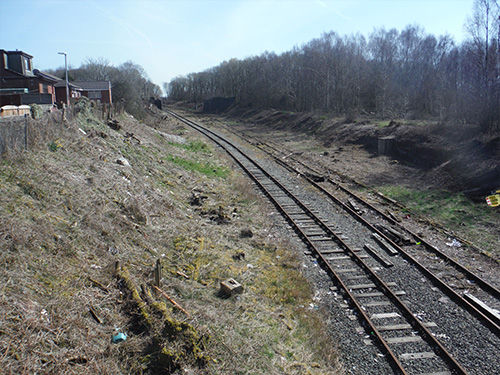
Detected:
[
  {"left": 166, "top": 154, "right": 230, "bottom": 179},
  {"left": 0, "top": 106, "right": 342, "bottom": 374},
  {"left": 378, "top": 185, "right": 500, "bottom": 255}
]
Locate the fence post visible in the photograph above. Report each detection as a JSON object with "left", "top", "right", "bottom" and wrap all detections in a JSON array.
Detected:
[
  {"left": 24, "top": 115, "right": 28, "bottom": 150},
  {"left": 154, "top": 258, "right": 161, "bottom": 287}
]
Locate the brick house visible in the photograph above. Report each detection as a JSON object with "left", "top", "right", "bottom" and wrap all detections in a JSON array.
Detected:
[
  {"left": 55, "top": 80, "right": 82, "bottom": 108},
  {"left": 0, "top": 49, "right": 57, "bottom": 107},
  {"left": 73, "top": 81, "right": 112, "bottom": 104}
]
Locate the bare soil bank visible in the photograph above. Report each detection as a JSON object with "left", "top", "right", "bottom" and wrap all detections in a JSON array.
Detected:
[{"left": 225, "top": 108, "right": 500, "bottom": 200}]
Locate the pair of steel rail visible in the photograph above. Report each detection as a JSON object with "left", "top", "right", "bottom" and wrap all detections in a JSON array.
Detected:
[{"left": 165, "top": 109, "right": 500, "bottom": 375}]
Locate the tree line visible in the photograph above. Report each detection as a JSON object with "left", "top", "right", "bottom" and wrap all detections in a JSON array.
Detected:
[
  {"left": 166, "top": 0, "right": 500, "bottom": 132},
  {"left": 48, "top": 58, "right": 162, "bottom": 119}
]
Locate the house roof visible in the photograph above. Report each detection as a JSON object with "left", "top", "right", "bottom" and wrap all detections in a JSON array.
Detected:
[
  {"left": 72, "top": 81, "right": 111, "bottom": 90},
  {"left": 0, "top": 49, "right": 33, "bottom": 59},
  {"left": 54, "top": 80, "right": 82, "bottom": 90},
  {"left": 33, "top": 69, "right": 60, "bottom": 83}
]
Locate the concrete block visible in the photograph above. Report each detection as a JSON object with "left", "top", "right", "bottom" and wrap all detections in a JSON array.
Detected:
[{"left": 220, "top": 278, "right": 243, "bottom": 296}]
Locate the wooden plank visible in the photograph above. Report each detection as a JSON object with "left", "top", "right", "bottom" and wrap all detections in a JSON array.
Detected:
[
  {"left": 325, "top": 256, "right": 351, "bottom": 261},
  {"left": 310, "top": 237, "right": 333, "bottom": 241},
  {"left": 364, "top": 336, "right": 423, "bottom": 345},
  {"left": 319, "top": 249, "right": 344, "bottom": 254},
  {"left": 385, "top": 226, "right": 413, "bottom": 244},
  {"left": 372, "top": 233, "right": 399, "bottom": 256},
  {"left": 334, "top": 268, "right": 359, "bottom": 273},
  {"left": 463, "top": 293, "right": 500, "bottom": 321},
  {"left": 347, "top": 282, "right": 397, "bottom": 290},
  {"left": 387, "top": 211, "right": 401, "bottom": 222},
  {"left": 376, "top": 322, "right": 437, "bottom": 331},
  {"left": 353, "top": 290, "right": 406, "bottom": 298},
  {"left": 362, "top": 301, "right": 392, "bottom": 307},
  {"left": 326, "top": 255, "right": 369, "bottom": 261},
  {"left": 345, "top": 275, "right": 369, "bottom": 280},
  {"left": 386, "top": 336, "right": 423, "bottom": 344},
  {"left": 364, "top": 243, "right": 394, "bottom": 268},
  {"left": 347, "top": 198, "right": 364, "bottom": 214},
  {"left": 370, "top": 312, "right": 401, "bottom": 319},
  {"left": 399, "top": 352, "right": 436, "bottom": 360}
]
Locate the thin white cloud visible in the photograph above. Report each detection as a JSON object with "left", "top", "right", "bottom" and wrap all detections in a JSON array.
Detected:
[{"left": 88, "top": 0, "right": 155, "bottom": 51}]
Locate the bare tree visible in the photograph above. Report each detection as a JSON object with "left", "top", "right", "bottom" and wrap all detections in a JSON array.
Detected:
[
  {"left": 465, "top": 0, "right": 500, "bottom": 130},
  {"left": 78, "top": 57, "right": 113, "bottom": 81}
]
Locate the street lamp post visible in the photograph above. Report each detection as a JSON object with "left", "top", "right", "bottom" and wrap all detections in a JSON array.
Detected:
[{"left": 58, "top": 52, "right": 69, "bottom": 107}]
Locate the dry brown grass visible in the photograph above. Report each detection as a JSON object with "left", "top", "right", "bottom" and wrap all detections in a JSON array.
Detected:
[{"left": 0, "top": 106, "right": 343, "bottom": 374}]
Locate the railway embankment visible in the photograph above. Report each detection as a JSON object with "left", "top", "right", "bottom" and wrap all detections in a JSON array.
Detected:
[
  {"left": 0, "top": 105, "right": 342, "bottom": 374},
  {"left": 224, "top": 108, "right": 500, "bottom": 200}
]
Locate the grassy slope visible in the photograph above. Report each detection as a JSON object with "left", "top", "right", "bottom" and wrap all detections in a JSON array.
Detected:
[
  {"left": 377, "top": 186, "right": 500, "bottom": 257},
  {"left": 0, "top": 105, "right": 342, "bottom": 374}
]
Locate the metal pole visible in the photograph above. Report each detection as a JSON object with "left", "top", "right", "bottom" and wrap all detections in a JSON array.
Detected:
[{"left": 58, "top": 52, "right": 69, "bottom": 107}]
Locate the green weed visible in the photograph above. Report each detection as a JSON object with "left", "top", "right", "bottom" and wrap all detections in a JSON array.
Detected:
[
  {"left": 48, "top": 139, "right": 63, "bottom": 152},
  {"left": 378, "top": 185, "right": 499, "bottom": 253},
  {"left": 169, "top": 140, "right": 210, "bottom": 153},
  {"left": 166, "top": 154, "right": 230, "bottom": 178}
]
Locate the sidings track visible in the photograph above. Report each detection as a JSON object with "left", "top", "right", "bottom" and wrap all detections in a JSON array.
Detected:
[{"left": 165, "top": 109, "right": 500, "bottom": 375}]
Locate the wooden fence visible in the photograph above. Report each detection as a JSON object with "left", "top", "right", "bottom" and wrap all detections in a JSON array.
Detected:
[
  {"left": 0, "top": 116, "right": 29, "bottom": 155},
  {"left": 0, "top": 101, "right": 126, "bottom": 157}
]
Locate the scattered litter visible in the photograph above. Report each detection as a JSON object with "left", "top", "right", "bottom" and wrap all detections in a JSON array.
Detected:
[
  {"left": 433, "top": 333, "right": 450, "bottom": 340},
  {"left": 116, "top": 157, "right": 130, "bottom": 167},
  {"left": 112, "top": 332, "right": 127, "bottom": 344},
  {"left": 176, "top": 271, "right": 190, "bottom": 279},
  {"left": 446, "top": 238, "right": 462, "bottom": 247},
  {"left": 41, "top": 309, "right": 50, "bottom": 322},
  {"left": 415, "top": 311, "right": 426, "bottom": 321},
  {"left": 67, "top": 356, "right": 88, "bottom": 365},
  {"left": 246, "top": 264, "right": 255, "bottom": 269},
  {"left": 90, "top": 264, "right": 102, "bottom": 269},
  {"left": 89, "top": 307, "right": 102, "bottom": 324},
  {"left": 438, "top": 297, "right": 450, "bottom": 304}
]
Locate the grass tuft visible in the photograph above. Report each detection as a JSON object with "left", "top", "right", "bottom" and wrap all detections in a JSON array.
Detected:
[{"left": 378, "top": 185, "right": 500, "bottom": 255}]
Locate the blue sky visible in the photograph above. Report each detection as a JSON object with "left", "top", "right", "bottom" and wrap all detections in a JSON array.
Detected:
[{"left": 1, "top": 0, "right": 474, "bottom": 91}]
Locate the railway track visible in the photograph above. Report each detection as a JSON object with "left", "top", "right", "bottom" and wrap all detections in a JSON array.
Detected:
[
  {"left": 165, "top": 109, "right": 500, "bottom": 375},
  {"left": 216, "top": 118, "right": 500, "bottom": 332}
]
